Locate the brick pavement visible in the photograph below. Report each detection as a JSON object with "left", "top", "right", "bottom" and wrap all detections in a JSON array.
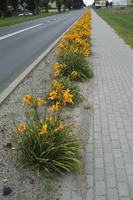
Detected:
[{"left": 86, "top": 10, "right": 133, "bottom": 200}]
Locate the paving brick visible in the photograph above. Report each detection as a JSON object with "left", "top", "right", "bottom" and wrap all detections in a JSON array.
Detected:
[
  {"left": 95, "top": 181, "right": 106, "bottom": 196},
  {"left": 86, "top": 144, "right": 94, "bottom": 153},
  {"left": 86, "top": 188, "right": 94, "bottom": 200},
  {"left": 104, "top": 153, "right": 114, "bottom": 163},
  {"left": 127, "top": 132, "right": 133, "bottom": 139},
  {"left": 95, "top": 168, "right": 105, "bottom": 181},
  {"left": 95, "top": 148, "right": 103, "bottom": 158},
  {"left": 107, "top": 188, "right": 119, "bottom": 200},
  {"left": 94, "top": 140, "right": 102, "bottom": 148},
  {"left": 116, "top": 169, "right": 127, "bottom": 182},
  {"left": 94, "top": 132, "right": 102, "bottom": 139},
  {"left": 103, "top": 136, "right": 110, "bottom": 144},
  {"left": 105, "top": 163, "right": 115, "bottom": 174},
  {"left": 86, "top": 175, "right": 94, "bottom": 188},
  {"left": 121, "top": 144, "right": 130, "bottom": 153},
  {"left": 111, "top": 133, "right": 119, "bottom": 140},
  {"left": 123, "top": 153, "right": 133, "bottom": 164},
  {"left": 85, "top": 162, "right": 94, "bottom": 175},
  {"left": 95, "top": 196, "right": 106, "bottom": 200},
  {"left": 95, "top": 158, "right": 104, "bottom": 168},
  {"left": 118, "top": 183, "right": 130, "bottom": 197},
  {"left": 114, "top": 157, "right": 124, "bottom": 169},
  {"left": 103, "top": 143, "right": 112, "bottom": 153},
  {"left": 119, "top": 136, "right": 128, "bottom": 144},
  {"left": 125, "top": 164, "right": 133, "bottom": 175},
  {"left": 127, "top": 175, "right": 133, "bottom": 186},
  {"left": 112, "top": 140, "right": 120, "bottom": 149},
  {"left": 106, "top": 174, "right": 116, "bottom": 188},
  {"left": 113, "top": 149, "right": 122, "bottom": 158}
]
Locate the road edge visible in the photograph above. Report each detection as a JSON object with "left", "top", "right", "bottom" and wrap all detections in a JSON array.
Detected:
[{"left": 0, "top": 14, "right": 83, "bottom": 106}]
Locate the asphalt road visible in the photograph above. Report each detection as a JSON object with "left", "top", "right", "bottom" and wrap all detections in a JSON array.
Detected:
[{"left": 0, "top": 9, "right": 85, "bottom": 94}]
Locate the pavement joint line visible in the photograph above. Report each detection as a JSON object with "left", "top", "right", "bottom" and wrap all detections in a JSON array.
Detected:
[{"left": 0, "top": 14, "right": 83, "bottom": 106}]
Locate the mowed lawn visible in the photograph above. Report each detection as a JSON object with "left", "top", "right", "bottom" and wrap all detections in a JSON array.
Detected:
[
  {"left": 0, "top": 12, "right": 58, "bottom": 27},
  {"left": 95, "top": 8, "right": 133, "bottom": 48}
]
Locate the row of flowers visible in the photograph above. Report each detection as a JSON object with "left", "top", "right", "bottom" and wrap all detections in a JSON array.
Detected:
[{"left": 14, "top": 9, "right": 92, "bottom": 175}]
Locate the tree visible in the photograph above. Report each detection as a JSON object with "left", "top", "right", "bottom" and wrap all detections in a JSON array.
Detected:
[
  {"left": 62, "top": 0, "right": 66, "bottom": 11},
  {"left": 106, "top": 0, "right": 109, "bottom": 7},
  {"left": 52, "top": 0, "right": 73, "bottom": 12},
  {"left": 0, "top": 0, "right": 8, "bottom": 17},
  {"left": 35, "top": 0, "right": 41, "bottom": 14},
  {"left": 72, "top": 0, "right": 84, "bottom": 9},
  {"left": 25, "top": 0, "right": 36, "bottom": 14},
  {"left": 66, "top": 0, "right": 73, "bottom": 10},
  {"left": 51, "top": 0, "right": 62, "bottom": 12},
  {"left": 9, "top": 0, "right": 19, "bottom": 15},
  {"left": 41, "top": 0, "right": 50, "bottom": 12},
  {"left": 20, "top": 0, "right": 41, "bottom": 15},
  {"left": 52, "top": 0, "right": 83, "bottom": 12},
  {"left": 55, "top": 0, "right": 62, "bottom": 12},
  {"left": 109, "top": 1, "right": 112, "bottom": 7}
]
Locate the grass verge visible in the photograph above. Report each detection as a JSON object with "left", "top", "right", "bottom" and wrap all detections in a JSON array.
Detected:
[
  {"left": 0, "top": 12, "right": 58, "bottom": 27},
  {"left": 95, "top": 8, "right": 133, "bottom": 48}
]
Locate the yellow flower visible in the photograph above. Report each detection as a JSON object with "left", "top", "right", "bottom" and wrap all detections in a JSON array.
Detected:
[
  {"left": 71, "top": 71, "right": 78, "bottom": 77},
  {"left": 57, "top": 44, "right": 65, "bottom": 49},
  {"left": 49, "top": 90, "right": 58, "bottom": 100},
  {"left": 39, "top": 124, "right": 48, "bottom": 135},
  {"left": 60, "top": 63, "right": 67, "bottom": 68},
  {"left": 49, "top": 112, "right": 57, "bottom": 126},
  {"left": 59, "top": 120, "right": 63, "bottom": 129},
  {"left": 63, "top": 89, "right": 73, "bottom": 104},
  {"left": 44, "top": 141, "right": 50, "bottom": 145},
  {"left": 75, "top": 38, "right": 81, "bottom": 43},
  {"left": 54, "top": 62, "right": 60, "bottom": 70},
  {"left": 50, "top": 102, "right": 60, "bottom": 112},
  {"left": 22, "top": 94, "right": 34, "bottom": 106},
  {"left": 49, "top": 112, "right": 53, "bottom": 122},
  {"left": 53, "top": 81, "right": 62, "bottom": 90},
  {"left": 54, "top": 70, "right": 59, "bottom": 77},
  {"left": 37, "top": 98, "right": 46, "bottom": 105},
  {"left": 82, "top": 50, "right": 90, "bottom": 57},
  {"left": 18, "top": 124, "right": 26, "bottom": 131},
  {"left": 55, "top": 120, "right": 64, "bottom": 132},
  {"left": 73, "top": 48, "right": 78, "bottom": 53}
]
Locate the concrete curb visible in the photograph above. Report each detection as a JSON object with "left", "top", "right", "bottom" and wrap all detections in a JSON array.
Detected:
[{"left": 0, "top": 14, "right": 83, "bottom": 106}]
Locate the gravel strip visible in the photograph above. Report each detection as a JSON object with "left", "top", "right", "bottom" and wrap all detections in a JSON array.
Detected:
[{"left": 0, "top": 48, "right": 94, "bottom": 200}]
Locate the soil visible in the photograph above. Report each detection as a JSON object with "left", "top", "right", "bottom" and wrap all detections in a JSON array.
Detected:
[{"left": 0, "top": 48, "right": 94, "bottom": 200}]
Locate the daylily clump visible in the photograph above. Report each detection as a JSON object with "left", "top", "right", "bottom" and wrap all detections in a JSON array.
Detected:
[
  {"left": 15, "top": 108, "right": 81, "bottom": 175},
  {"left": 48, "top": 87, "right": 74, "bottom": 106},
  {"left": 47, "top": 78, "right": 82, "bottom": 107},
  {"left": 53, "top": 9, "right": 93, "bottom": 81},
  {"left": 57, "top": 9, "right": 91, "bottom": 57}
]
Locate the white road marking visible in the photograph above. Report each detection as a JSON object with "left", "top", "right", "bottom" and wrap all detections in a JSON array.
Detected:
[{"left": 0, "top": 23, "right": 43, "bottom": 41}]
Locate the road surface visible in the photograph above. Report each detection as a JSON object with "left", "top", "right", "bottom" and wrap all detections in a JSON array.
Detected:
[{"left": 0, "top": 9, "right": 85, "bottom": 94}]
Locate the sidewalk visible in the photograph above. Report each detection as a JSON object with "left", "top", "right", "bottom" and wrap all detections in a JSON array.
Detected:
[{"left": 86, "top": 10, "right": 133, "bottom": 200}]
